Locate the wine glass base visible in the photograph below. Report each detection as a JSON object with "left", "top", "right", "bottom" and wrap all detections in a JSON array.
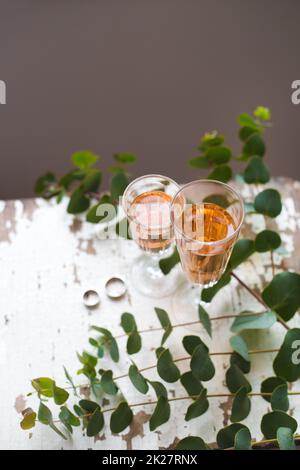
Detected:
[
  {"left": 131, "top": 254, "right": 180, "bottom": 298},
  {"left": 171, "top": 281, "right": 212, "bottom": 332}
]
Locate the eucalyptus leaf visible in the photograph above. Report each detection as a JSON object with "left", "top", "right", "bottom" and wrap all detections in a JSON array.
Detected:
[
  {"left": 262, "top": 272, "right": 300, "bottom": 321},
  {"left": 67, "top": 187, "right": 90, "bottom": 214},
  {"left": 38, "top": 402, "right": 53, "bottom": 425},
  {"left": 34, "top": 172, "right": 56, "bottom": 195},
  {"left": 53, "top": 385, "right": 69, "bottom": 405},
  {"left": 110, "top": 401, "right": 133, "bottom": 433},
  {"left": 87, "top": 407, "right": 105, "bottom": 437},
  {"left": 59, "top": 406, "right": 80, "bottom": 432},
  {"left": 188, "top": 155, "right": 210, "bottom": 169},
  {"left": 207, "top": 164, "right": 232, "bottom": 183},
  {"left": 149, "top": 396, "right": 170, "bottom": 431},
  {"left": 71, "top": 150, "right": 99, "bottom": 170},
  {"left": 217, "top": 423, "right": 248, "bottom": 449},
  {"left": 243, "top": 132, "right": 265, "bottom": 157},
  {"left": 183, "top": 335, "right": 208, "bottom": 356},
  {"left": 148, "top": 380, "right": 168, "bottom": 398},
  {"left": 206, "top": 146, "right": 231, "bottom": 165},
  {"left": 20, "top": 409, "right": 37, "bottom": 430},
  {"left": 230, "top": 335, "right": 250, "bottom": 362},
  {"left": 260, "top": 377, "right": 287, "bottom": 403},
  {"left": 277, "top": 427, "right": 296, "bottom": 450},
  {"left": 100, "top": 370, "right": 118, "bottom": 395},
  {"left": 114, "top": 153, "right": 137, "bottom": 164},
  {"left": 234, "top": 427, "right": 252, "bottom": 450},
  {"left": 155, "top": 307, "right": 173, "bottom": 345},
  {"left": 82, "top": 169, "right": 102, "bottom": 192},
  {"left": 243, "top": 156, "right": 270, "bottom": 184},
  {"left": 271, "top": 384, "right": 289, "bottom": 412},
  {"left": 273, "top": 328, "right": 300, "bottom": 381},
  {"left": 231, "top": 387, "right": 251, "bottom": 423},
  {"left": 254, "top": 189, "right": 282, "bottom": 218},
  {"left": 239, "top": 126, "right": 257, "bottom": 142},
  {"left": 86, "top": 194, "right": 114, "bottom": 224},
  {"left": 185, "top": 388, "right": 209, "bottom": 421},
  {"left": 175, "top": 436, "right": 209, "bottom": 450},
  {"left": 129, "top": 364, "right": 149, "bottom": 394},
  {"left": 254, "top": 106, "right": 271, "bottom": 121},
  {"left": 79, "top": 400, "right": 100, "bottom": 414},
  {"left": 180, "top": 371, "right": 204, "bottom": 398},
  {"left": 231, "top": 310, "right": 277, "bottom": 333},
  {"left": 227, "top": 239, "right": 255, "bottom": 271},
  {"left": 261, "top": 411, "right": 297, "bottom": 439},
  {"left": 198, "top": 305, "right": 212, "bottom": 338},
  {"left": 159, "top": 247, "right": 180, "bottom": 275},
  {"left": 238, "top": 112, "right": 261, "bottom": 130},
  {"left": 201, "top": 274, "right": 231, "bottom": 302},
  {"left": 230, "top": 352, "right": 251, "bottom": 374},
  {"left": 190, "top": 344, "right": 215, "bottom": 381},
  {"left": 255, "top": 230, "right": 281, "bottom": 253},
  {"left": 121, "top": 312, "right": 137, "bottom": 333},
  {"left": 31, "top": 377, "right": 55, "bottom": 397},
  {"left": 226, "top": 365, "right": 252, "bottom": 393},
  {"left": 157, "top": 349, "right": 181, "bottom": 383},
  {"left": 127, "top": 331, "right": 142, "bottom": 355}
]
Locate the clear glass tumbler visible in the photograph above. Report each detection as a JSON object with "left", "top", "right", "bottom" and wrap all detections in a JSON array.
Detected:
[
  {"left": 170, "top": 179, "right": 244, "bottom": 325},
  {"left": 122, "top": 174, "right": 180, "bottom": 298}
]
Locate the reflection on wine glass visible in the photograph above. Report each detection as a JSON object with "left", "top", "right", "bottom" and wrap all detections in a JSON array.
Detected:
[
  {"left": 122, "top": 174, "right": 180, "bottom": 298},
  {"left": 170, "top": 179, "right": 244, "bottom": 327}
]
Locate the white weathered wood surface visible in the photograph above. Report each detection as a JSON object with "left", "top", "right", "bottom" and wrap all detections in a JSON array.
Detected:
[{"left": 0, "top": 177, "right": 300, "bottom": 450}]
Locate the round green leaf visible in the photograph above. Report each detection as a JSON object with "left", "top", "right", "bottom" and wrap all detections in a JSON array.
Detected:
[
  {"left": 149, "top": 396, "right": 171, "bottom": 431},
  {"left": 82, "top": 169, "right": 102, "bottom": 192},
  {"left": 243, "top": 156, "right": 270, "bottom": 184},
  {"left": 185, "top": 388, "right": 209, "bottom": 421},
  {"left": 239, "top": 126, "right": 257, "bottom": 142},
  {"left": 127, "top": 331, "right": 142, "bottom": 355},
  {"left": 190, "top": 344, "right": 215, "bottom": 381},
  {"left": 227, "top": 239, "right": 255, "bottom": 271},
  {"left": 277, "top": 427, "right": 296, "bottom": 450},
  {"left": 159, "top": 247, "right": 180, "bottom": 275},
  {"left": 182, "top": 335, "right": 208, "bottom": 356},
  {"left": 207, "top": 164, "right": 232, "bottom": 183},
  {"left": 86, "top": 194, "right": 114, "bottom": 224},
  {"left": 234, "top": 427, "right": 252, "bottom": 450},
  {"left": 226, "top": 365, "right": 252, "bottom": 393},
  {"left": 260, "top": 376, "right": 287, "bottom": 403},
  {"left": 38, "top": 402, "right": 53, "bottom": 425},
  {"left": 262, "top": 273, "right": 300, "bottom": 321},
  {"left": 31, "top": 377, "right": 55, "bottom": 397},
  {"left": 231, "top": 387, "right": 251, "bottom": 423},
  {"left": 53, "top": 386, "right": 69, "bottom": 405},
  {"left": 230, "top": 335, "right": 249, "bottom": 362},
  {"left": 230, "top": 352, "right": 251, "bottom": 374},
  {"left": 254, "top": 189, "right": 282, "bottom": 218},
  {"left": 255, "top": 230, "right": 281, "bottom": 253},
  {"left": 121, "top": 312, "right": 137, "bottom": 333},
  {"left": 20, "top": 409, "right": 37, "bottom": 430},
  {"left": 67, "top": 187, "right": 90, "bottom": 214},
  {"left": 175, "top": 436, "right": 209, "bottom": 450},
  {"left": 200, "top": 131, "right": 224, "bottom": 150},
  {"left": 129, "top": 364, "right": 149, "bottom": 394},
  {"left": 79, "top": 400, "right": 100, "bottom": 414},
  {"left": 201, "top": 273, "right": 231, "bottom": 303},
  {"left": 148, "top": 380, "right": 168, "bottom": 398},
  {"left": 254, "top": 106, "right": 271, "bottom": 121},
  {"left": 59, "top": 406, "right": 80, "bottom": 429},
  {"left": 273, "top": 328, "right": 300, "bottom": 381},
  {"left": 261, "top": 411, "right": 297, "bottom": 439},
  {"left": 243, "top": 132, "right": 265, "bottom": 157},
  {"left": 71, "top": 150, "right": 99, "bottom": 169},
  {"left": 157, "top": 349, "right": 181, "bottom": 383},
  {"left": 238, "top": 112, "right": 261, "bottom": 130},
  {"left": 110, "top": 401, "right": 133, "bottom": 434},
  {"left": 206, "top": 146, "right": 232, "bottom": 165},
  {"left": 100, "top": 370, "right": 118, "bottom": 395},
  {"left": 34, "top": 172, "right": 56, "bottom": 195},
  {"left": 155, "top": 307, "right": 173, "bottom": 345},
  {"left": 87, "top": 407, "right": 105, "bottom": 437},
  {"left": 217, "top": 423, "right": 247, "bottom": 449},
  {"left": 271, "top": 384, "right": 289, "bottom": 412},
  {"left": 231, "top": 310, "right": 277, "bottom": 333},
  {"left": 180, "top": 371, "right": 204, "bottom": 398}
]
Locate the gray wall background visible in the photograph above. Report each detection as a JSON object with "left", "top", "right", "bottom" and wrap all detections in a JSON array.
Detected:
[{"left": 0, "top": 0, "right": 299, "bottom": 200}]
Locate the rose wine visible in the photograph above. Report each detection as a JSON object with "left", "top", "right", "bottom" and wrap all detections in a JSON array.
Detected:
[
  {"left": 128, "top": 190, "right": 173, "bottom": 252},
  {"left": 176, "top": 202, "right": 238, "bottom": 286}
]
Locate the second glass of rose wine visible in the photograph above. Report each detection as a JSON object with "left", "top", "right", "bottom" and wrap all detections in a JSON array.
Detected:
[
  {"left": 170, "top": 179, "right": 244, "bottom": 327},
  {"left": 122, "top": 174, "right": 180, "bottom": 297}
]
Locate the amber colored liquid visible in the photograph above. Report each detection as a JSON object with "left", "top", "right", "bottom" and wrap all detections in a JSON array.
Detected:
[
  {"left": 128, "top": 191, "right": 174, "bottom": 252},
  {"left": 176, "top": 203, "right": 238, "bottom": 286}
]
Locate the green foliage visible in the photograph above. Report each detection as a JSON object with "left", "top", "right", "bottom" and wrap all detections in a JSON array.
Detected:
[
  {"left": 159, "top": 248, "right": 180, "bottom": 275},
  {"left": 207, "top": 164, "right": 232, "bottom": 183},
  {"left": 231, "top": 387, "right": 251, "bottom": 422},
  {"left": 234, "top": 428, "right": 252, "bottom": 450},
  {"left": 175, "top": 436, "right": 209, "bottom": 450},
  {"left": 121, "top": 313, "right": 142, "bottom": 354},
  {"left": 157, "top": 349, "right": 181, "bottom": 383},
  {"left": 100, "top": 370, "right": 118, "bottom": 395},
  {"left": 20, "top": 409, "right": 37, "bottom": 430},
  {"left": 243, "top": 157, "right": 270, "bottom": 184},
  {"left": 277, "top": 427, "right": 296, "bottom": 450},
  {"left": 149, "top": 396, "right": 170, "bottom": 431},
  {"left": 185, "top": 388, "right": 209, "bottom": 421},
  {"left": 87, "top": 408, "right": 105, "bottom": 437},
  {"left": 261, "top": 411, "right": 297, "bottom": 439},
  {"left": 273, "top": 328, "right": 300, "bottom": 381},
  {"left": 198, "top": 305, "right": 212, "bottom": 337},
  {"left": 231, "top": 311, "right": 277, "bottom": 333},
  {"left": 226, "top": 365, "right": 252, "bottom": 393},
  {"left": 255, "top": 230, "right": 281, "bottom": 252},
  {"left": 180, "top": 371, "right": 203, "bottom": 398},
  {"left": 254, "top": 189, "right": 282, "bottom": 218},
  {"left": 110, "top": 401, "right": 133, "bottom": 433},
  {"left": 262, "top": 273, "right": 300, "bottom": 321},
  {"left": 90, "top": 326, "right": 120, "bottom": 362},
  {"left": 154, "top": 307, "right": 172, "bottom": 345},
  {"left": 260, "top": 376, "right": 287, "bottom": 403},
  {"left": 190, "top": 344, "right": 215, "bottom": 381},
  {"left": 230, "top": 335, "right": 249, "bottom": 362},
  {"left": 217, "top": 423, "right": 248, "bottom": 449},
  {"left": 129, "top": 364, "right": 149, "bottom": 394},
  {"left": 271, "top": 384, "right": 289, "bottom": 412},
  {"left": 71, "top": 151, "right": 99, "bottom": 170},
  {"left": 230, "top": 352, "right": 251, "bottom": 374},
  {"left": 110, "top": 171, "right": 129, "bottom": 201}
]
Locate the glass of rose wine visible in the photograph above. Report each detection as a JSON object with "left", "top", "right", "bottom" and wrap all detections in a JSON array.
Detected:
[
  {"left": 170, "top": 179, "right": 244, "bottom": 325},
  {"left": 122, "top": 174, "right": 180, "bottom": 297}
]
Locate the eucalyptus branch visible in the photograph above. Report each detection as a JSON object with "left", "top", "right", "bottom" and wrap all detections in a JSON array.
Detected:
[{"left": 225, "top": 435, "right": 300, "bottom": 450}]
